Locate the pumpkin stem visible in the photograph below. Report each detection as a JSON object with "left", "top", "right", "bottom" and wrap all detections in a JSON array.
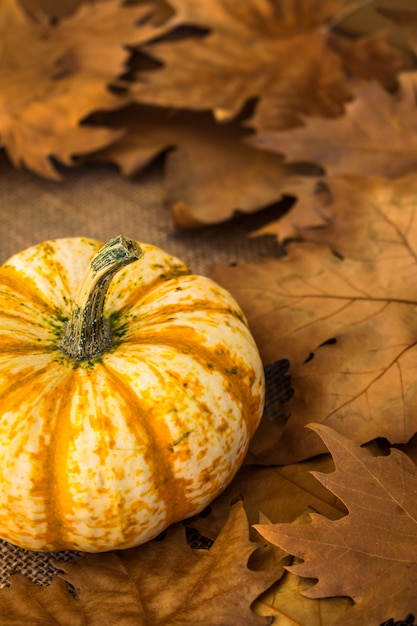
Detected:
[{"left": 58, "top": 235, "right": 143, "bottom": 361}]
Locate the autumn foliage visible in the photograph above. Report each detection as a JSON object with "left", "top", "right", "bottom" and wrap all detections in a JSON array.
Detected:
[{"left": 2, "top": 0, "right": 417, "bottom": 624}]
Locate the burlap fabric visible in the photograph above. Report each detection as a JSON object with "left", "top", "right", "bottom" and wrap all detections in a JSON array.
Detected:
[{"left": 0, "top": 157, "right": 290, "bottom": 587}]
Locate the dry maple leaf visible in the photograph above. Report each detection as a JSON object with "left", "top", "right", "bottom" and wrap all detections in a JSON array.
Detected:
[
  {"left": 95, "top": 105, "right": 313, "bottom": 226},
  {"left": 252, "top": 175, "right": 417, "bottom": 261},
  {"left": 249, "top": 72, "right": 417, "bottom": 177},
  {"left": 0, "top": 0, "right": 163, "bottom": 179},
  {"left": 210, "top": 186, "right": 417, "bottom": 462},
  {"left": 255, "top": 424, "right": 417, "bottom": 625},
  {"left": 250, "top": 177, "right": 332, "bottom": 245},
  {"left": 132, "top": 0, "right": 356, "bottom": 132},
  {"left": 327, "top": 30, "right": 409, "bottom": 91},
  {"left": 0, "top": 502, "right": 278, "bottom": 625}
]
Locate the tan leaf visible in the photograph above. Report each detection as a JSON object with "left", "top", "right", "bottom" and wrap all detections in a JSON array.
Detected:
[
  {"left": 210, "top": 194, "right": 417, "bottom": 462},
  {"left": 253, "top": 568, "right": 352, "bottom": 625},
  {"left": 251, "top": 178, "right": 331, "bottom": 244},
  {"left": 0, "top": 0, "right": 163, "bottom": 179},
  {"left": 249, "top": 73, "right": 417, "bottom": 177},
  {"left": 95, "top": 105, "right": 309, "bottom": 226},
  {"left": 255, "top": 424, "right": 417, "bottom": 624},
  {"left": 132, "top": 0, "right": 353, "bottom": 131}
]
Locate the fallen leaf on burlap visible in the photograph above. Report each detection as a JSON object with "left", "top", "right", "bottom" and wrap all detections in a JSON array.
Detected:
[
  {"left": 0, "top": 502, "right": 278, "bottom": 625},
  {"left": 132, "top": 0, "right": 357, "bottom": 132},
  {"left": 255, "top": 424, "right": 417, "bottom": 625},
  {"left": 210, "top": 193, "right": 417, "bottom": 462},
  {"left": 0, "top": 574, "right": 82, "bottom": 625},
  {"left": 95, "top": 105, "right": 313, "bottom": 227},
  {"left": 249, "top": 73, "right": 417, "bottom": 177},
  {"left": 0, "top": 0, "right": 163, "bottom": 179},
  {"left": 251, "top": 174, "right": 417, "bottom": 261}
]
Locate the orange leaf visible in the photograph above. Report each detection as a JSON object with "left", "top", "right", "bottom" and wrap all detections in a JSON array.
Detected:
[
  {"left": 132, "top": 0, "right": 353, "bottom": 131},
  {"left": 94, "top": 105, "right": 311, "bottom": 226},
  {"left": 0, "top": 0, "right": 162, "bottom": 179}
]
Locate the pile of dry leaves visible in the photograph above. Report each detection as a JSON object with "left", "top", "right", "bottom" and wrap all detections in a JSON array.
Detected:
[{"left": 2, "top": 0, "right": 417, "bottom": 624}]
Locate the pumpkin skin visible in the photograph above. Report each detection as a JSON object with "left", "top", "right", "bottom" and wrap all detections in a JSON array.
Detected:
[{"left": 0, "top": 237, "right": 264, "bottom": 552}]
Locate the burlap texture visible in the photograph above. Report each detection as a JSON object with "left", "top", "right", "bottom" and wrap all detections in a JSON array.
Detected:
[
  {"left": 0, "top": 155, "right": 284, "bottom": 273},
  {"left": 0, "top": 157, "right": 290, "bottom": 587}
]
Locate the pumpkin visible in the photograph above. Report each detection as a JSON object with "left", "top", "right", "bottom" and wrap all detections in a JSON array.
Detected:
[{"left": 0, "top": 235, "right": 264, "bottom": 552}]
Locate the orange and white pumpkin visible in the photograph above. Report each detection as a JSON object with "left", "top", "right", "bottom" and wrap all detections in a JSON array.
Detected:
[{"left": 0, "top": 235, "right": 264, "bottom": 552}]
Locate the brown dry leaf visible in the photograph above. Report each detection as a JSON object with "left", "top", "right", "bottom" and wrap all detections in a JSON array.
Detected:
[
  {"left": 327, "top": 30, "right": 409, "bottom": 90},
  {"left": 253, "top": 175, "right": 417, "bottom": 261},
  {"left": 0, "top": 0, "right": 163, "bottom": 179},
  {"left": 0, "top": 502, "right": 277, "bottom": 625},
  {"left": 253, "top": 567, "right": 352, "bottom": 625},
  {"left": 95, "top": 105, "right": 311, "bottom": 226},
  {"left": 255, "top": 424, "right": 417, "bottom": 625},
  {"left": 20, "top": 0, "right": 83, "bottom": 19},
  {"left": 210, "top": 190, "right": 417, "bottom": 462},
  {"left": 63, "top": 501, "right": 278, "bottom": 625},
  {"left": 21, "top": 0, "right": 175, "bottom": 22},
  {"left": 249, "top": 72, "right": 417, "bottom": 177},
  {"left": 251, "top": 178, "right": 331, "bottom": 244},
  {"left": 132, "top": 0, "right": 356, "bottom": 131},
  {"left": 381, "top": 8, "right": 417, "bottom": 55},
  {"left": 0, "top": 574, "right": 82, "bottom": 625},
  {"left": 189, "top": 456, "right": 346, "bottom": 543}
]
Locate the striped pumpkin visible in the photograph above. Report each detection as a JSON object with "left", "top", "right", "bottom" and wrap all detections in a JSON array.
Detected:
[{"left": 0, "top": 235, "right": 264, "bottom": 552}]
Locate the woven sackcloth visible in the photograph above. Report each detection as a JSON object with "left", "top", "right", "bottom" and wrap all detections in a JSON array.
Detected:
[{"left": 0, "top": 157, "right": 291, "bottom": 587}]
